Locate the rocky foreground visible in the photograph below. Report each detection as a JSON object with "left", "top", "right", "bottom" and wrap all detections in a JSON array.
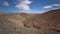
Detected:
[{"left": 0, "top": 9, "right": 60, "bottom": 34}]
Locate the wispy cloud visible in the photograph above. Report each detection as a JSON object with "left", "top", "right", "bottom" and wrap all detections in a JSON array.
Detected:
[
  {"left": 52, "top": 4, "right": 60, "bottom": 6},
  {"left": 15, "top": 0, "right": 32, "bottom": 13},
  {"left": 43, "top": 4, "right": 60, "bottom": 9},
  {"left": 43, "top": 5, "right": 52, "bottom": 9},
  {"left": 2, "top": 1, "right": 9, "bottom": 6}
]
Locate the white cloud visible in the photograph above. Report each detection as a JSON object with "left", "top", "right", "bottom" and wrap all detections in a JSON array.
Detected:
[
  {"left": 16, "top": 5, "right": 30, "bottom": 10},
  {"left": 43, "top": 5, "right": 53, "bottom": 9},
  {"left": 15, "top": 0, "right": 32, "bottom": 13},
  {"left": 52, "top": 4, "right": 60, "bottom": 6},
  {"left": 2, "top": 1, "right": 9, "bottom": 6},
  {"left": 43, "top": 4, "right": 60, "bottom": 9},
  {"left": 20, "top": 0, "right": 32, "bottom": 5}
]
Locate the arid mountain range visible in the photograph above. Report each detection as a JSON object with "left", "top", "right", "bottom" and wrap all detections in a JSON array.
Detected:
[
  {"left": 23, "top": 9, "right": 60, "bottom": 32},
  {"left": 0, "top": 9, "right": 60, "bottom": 34}
]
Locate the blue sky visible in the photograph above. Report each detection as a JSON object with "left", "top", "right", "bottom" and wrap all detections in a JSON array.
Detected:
[{"left": 0, "top": 0, "right": 60, "bottom": 13}]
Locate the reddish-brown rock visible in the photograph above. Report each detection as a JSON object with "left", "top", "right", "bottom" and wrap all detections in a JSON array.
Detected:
[{"left": 23, "top": 9, "right": 60, "bottom": 32}]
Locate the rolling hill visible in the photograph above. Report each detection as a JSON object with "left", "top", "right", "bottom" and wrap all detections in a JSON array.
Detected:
[
  {"left": 0, "top": 9, "right": 60, "bottom": 34},
  {"left": 23, "top": 9, "right": 60, "bottom": 32}
]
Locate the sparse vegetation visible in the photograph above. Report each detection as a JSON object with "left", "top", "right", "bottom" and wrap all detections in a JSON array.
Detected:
[{"left": 0, "top": 9, "right": 60, "bottom": 34}]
